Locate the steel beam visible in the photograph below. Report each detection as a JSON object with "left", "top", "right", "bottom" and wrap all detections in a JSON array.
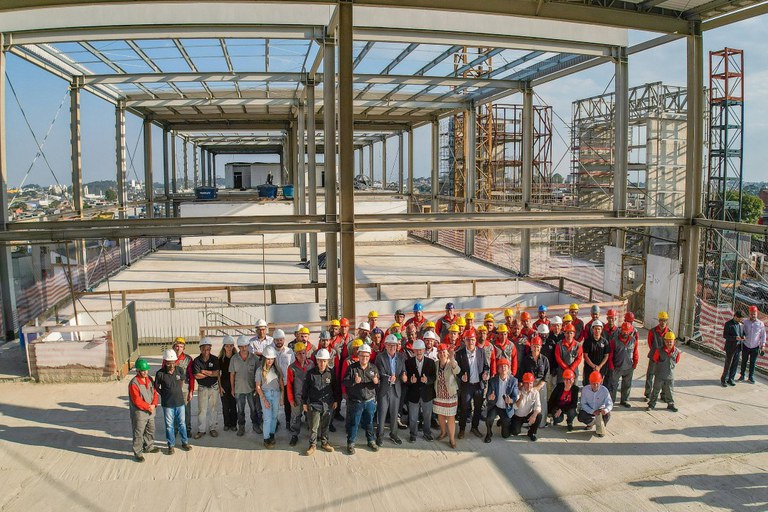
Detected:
[
  {"left": 142, "top": 117, "right": 155, "bottom": 250},
  {"left": 182, "top": 137, "right": 189, "bottom": 191},
  {"left": 431, "top": 118, "right": 440, "bottom": 242},
  {"left": 382, "top": 137, "right": 387, "bottom": 189},
  {"left": 200, "top": 147, "right": 206, "bottom": 187},
  {"left": 323, "top": 35, "right": 339, "bottom": 319},
  {"left": 307, "top": 82, "right": 319, "bottom": 283},
  {"left": 407, "top": 127, "right": 414, "bottom": 213},
  {"left": 171, "top": 131, "right": 178, "bottom": 195},
  {"left": 612, "top": 47, "right": 629, "bottom": 249},
  {"left": 69, "top": 78, "right": 83, "bottom": 217},
  {"left": 398, "top": 132, "right": 404, "bottom": 195},
  {"left": 297, "top": 102, "right": 308, "bottom": 261},
  {"left": 520, "top": 88, "right": 533, "bottom": 275},
  {"left": 0, "top": 38, "right": 17, "bottom": 339},
  {"left": 465, "top": 105, "right": 477, "bottom": 257},
  {"left": 193, "top": 143, "right": 199, "bottom": 188},
  {"left": 163, "top": 127, "right": 170, "bottom": 217},
  {"left": 116, "top": 103, "right": 130, "bottom": 265}
]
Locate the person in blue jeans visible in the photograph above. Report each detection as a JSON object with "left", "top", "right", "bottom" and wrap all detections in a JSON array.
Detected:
[
  {"left": 255, "top": 346, "right": 284, "bottom": 448},
  {"left": 154, "top": 349, "right": 192, "bottom": 454},
  {"left": 342, "top": 344, "right": 380, "bottom": 454}
]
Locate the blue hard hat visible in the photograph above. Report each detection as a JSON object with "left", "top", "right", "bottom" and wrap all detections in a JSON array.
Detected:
[
  {"left": 446, "top": 302, "right": 455, "bottom": 310},
  {"left": 413, "top": 303, "right": 424, "bottom": 312},
  {"left": 538, "top": 305, "right": 548, "bottom": 312}
]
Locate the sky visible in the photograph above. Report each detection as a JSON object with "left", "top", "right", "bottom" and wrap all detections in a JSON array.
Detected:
[{"left": 4, "top": 13, "right": 768, "bottom": 191}]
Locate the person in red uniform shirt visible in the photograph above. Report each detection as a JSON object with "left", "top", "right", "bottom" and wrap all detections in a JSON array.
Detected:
[
  {"left": 520, "top": 311, "right": 536, "bottom": 340},
  {"left": 648, "top": 331, "right": 681, "bottom": 412},
  {"left": 583, "top": 305, "right": 601, "bottom": 334},
  {"left": 555, "top": 324, "right": 583, "bottom": 382},
  {"left": 444, "top": 324, "right": 462, "bottom": 349},
  {"left": 475, "top": 326, "right": 497, "bottom": 376},
  {"left": 533, "top": 305, "right": 550, "bottom": 330},
  {"left": 483, "top": 313, "right": 497, "bottom": 336},
  {"left": 608, "top": 321, "right": 639, "bottom": 407},
  {"left": 435, "top": 302, "right": 458, "bottom": 340},
  {"left": 644, "top": 311, "right": 669, "bottom": 401},
  {"left": 493, "top": 325, "right": 518, "bottom": 377},
  {"left": 603, "top": 309, "right": 619, "bottom": 340},
  {"left": 128, "top": 359, "right": 160, "bottom": 462},
  {"left": 567, "top": 304, "right": 586, "bottom": 342},
  {"left": 404, "top": 303, "right": 427, "bottom": 334}
]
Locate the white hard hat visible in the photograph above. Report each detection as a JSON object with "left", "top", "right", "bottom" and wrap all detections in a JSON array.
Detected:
[
  {"left": 423, "top": 331, "right": 439, "bottom": 341},
  {"left": 357, "top": 344, "right": 372, "bottom": 354},
  {"left": 273, "top": 329, "right": 286, "bottom": 339},
  {"left": 236, "top": 335, "right": 250, "bottom": 347},
  {"left": 358, "top": 321, "right": 371, "bottom": 331},
  {"left": 163, "top": 349, "right": 178, "bottom": 362},
  {"left": 263, "top": 346, "right": 277, "bottom": 359},
  {"left": 294, "top": 324, "right": 304, "bottom": 333},
  {"left": 537, "top": 324, "right": 550, "bottom": 335},
  {"left": 551, "top": 316, "right": 563, "bottom": 325},
  {"left": 384, "top": 334, "right": 400, "bottom": 345},
  {"left": 255, "top": 319, "right": 268, "bottom": 328},
  {"left": 591, "top": 320, "right": 604, "bottom": 328},
  {"left": 199, "top": 337, "right": 212, "bottom": 346},
  {"left": 413, "top": 339, "right": 426, "bottom": 350},
  {"left": 223, "top": 335, "right": 235, "bottom": 345},
  {"left": 315, "top": 348, "right": 331, "bottom": 360}
]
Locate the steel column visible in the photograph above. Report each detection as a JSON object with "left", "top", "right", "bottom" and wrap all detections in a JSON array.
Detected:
[
  {"left": 323, "top": 34, "right": 339, "bottom": 319},
  {"left": 612, "top": 47, "right": 629, "bottom": 249},
  {"left": 209, "top": 152, "right": 215, "bottom": 186},
  {"left": 465, "top": 105, "right": 477, "bottom": 256},
  {"left": 163, "top": 127, "right": 170, "bottom": 217},
  {"left": 297, "top": 101, "right": 308, "bottom": 261},
  {"left": 368, "top": 143, "right": 374, "bottom": 183},
  {"left": 339, "top": 0, "right": 356, "bottom": 320},
  {"left": 116, "top": 103, "right": 130, "bottom": 265},
  {"left": 142, "top": 117, "right": 155, "bottom": 251},
  {"left": 407, "top": 128, "right": 414, "bottom": 213},
  {"left": 200, "top": 147, "right": 207, "bottom": 187},
  {"left": 520, "top": 87, "right": 533, "bottom": 275},
  {"left": 680, "top": 23, "right": 704, "bottom": 340},
  {"left": 307, "top": 82, "right": 319, "bottom": 283},
  {"left": 358, "top": 148, "right": 363, "bottom": 177},
  {"left": 70, "top": 77, "right": 88, "bottom": 287},
  {"left": 382, "top": 136, "right": 387, "bottom": 189},
  {"left": 398, "top": 132, "right": 404, "bottom": 195},
  {"left": 0, "top": 38, "right": 17, "bottom": 339},
  {"left": 182, "top": 137, "right": 189, "bottom": 190},
  {"left": 431, "top": 118, "right": 439, "bottom": 242},
  {"left": 193, "top": 143, "right": 199, "bottom": 188},
  {"left": 171, "top": 132, "right": 178, "bottom": 194}
]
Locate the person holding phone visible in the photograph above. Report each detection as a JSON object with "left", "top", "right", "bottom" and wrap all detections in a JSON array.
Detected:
[{"left": 484, "top": 358, "right": 519, "bottom": 443}]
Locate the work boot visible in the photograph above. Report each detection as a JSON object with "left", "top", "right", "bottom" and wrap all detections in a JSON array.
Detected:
[
  {"left": 529, "top": 433, "right": 538, "bottom": 442},
  {"left": 167, "top": 446, "right": 175, "bottom": 455},
  {"left": 321, "top": 443, "right": 335, "bottom": 453},
  {"left": 146, "top": 446, "right": 160, "bottom": 454},
  {"left": 567, "top": 424, "right": 574, "bottom": 432},
  {"left": 264, "top": 439, "right": 273, "bottom": 449},
  {"left": 305, "top": 445, "right": 316, "bottom": 456},
  {"left": 134, "top": 455, "right": 145, "bottom": 463},
  {"left": 367, "top": 441, "right": 379, "bottom": 452},
  {"left": 470, "top": 427, "right": 482, "bottom": 438},
  {"left": 181, "top": 444, "right": 192, "bottom": 451},
  {"left": 484, "top": 432, "right": 492, "bottom": 444},
  {"left": 210, "top": 430, "right": 218, "bottom": 438},
  {"left": 737, "top": 375, "right": 745, "bottom": 382},
  {"left": 423, "top": 432, "right": 433, "bottom": 441},
  {"left": 389, "top": 433, "right": 402, "bottom": 445},
  {"left": 375, "top": 436, "right": 383, "bottom": 447},
  {"left": 347, "top": 443, "right": 356, "bottom": 455},
  {"left": 237, "top": 425, "right": 245, "bottom": 437},
  {"left": 458, "top": 429, "right": 465, "bottom": 439},
  {"left": 194, "top": 432, "right": 205, "bottom": 440},
  {"left": 329, "top": 424, "right": 337, "bottom": 432},
  {"left": 408, "top": 434, "right": 416, "bottom": 443},
  {"left": 667, "top": 404, "right": 678, "bottom": 413},
  {"left": 290, "top": 435, "right": 298, "bottom": 446}
]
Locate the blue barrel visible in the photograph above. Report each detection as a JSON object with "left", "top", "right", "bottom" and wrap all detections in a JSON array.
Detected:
[
  {"left": 257, "top": 184, "right": 278, "bottom": 199},
  {"left": 282, "top": 184, "right": 294, "bottom": 199},
  {"left": 194, "top": 186, "right": 218, "bottom": 200}
]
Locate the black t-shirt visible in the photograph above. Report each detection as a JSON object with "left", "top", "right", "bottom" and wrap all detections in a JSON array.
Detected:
[
  {"left": 193, "top": 355, "right": 221, "bottom": 388},
  {"left": 155, "top": 367, "right": 185, "bottom": 407}
]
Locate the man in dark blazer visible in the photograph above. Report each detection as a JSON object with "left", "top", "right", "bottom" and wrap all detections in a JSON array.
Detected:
[
  {"left": 405, "top": 339, "right": 437, "bottom": 442},
  {"left": 484, "top": 358, "right": 519, "bottom": 442},
  {"left": 455, "top": 331, "right": 490, "bottom": 438},
  {"left": 375, "top": 334, "right": 408, "bottom": 446}
]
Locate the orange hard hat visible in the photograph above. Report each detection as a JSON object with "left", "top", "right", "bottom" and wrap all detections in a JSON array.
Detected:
[
  {"left": 522, "top": 372, "right": 535, "bottom": 383},
  {"left": 520, "top": 311, "right": 531, "bottom": 321},
  {"left": 340, "top": 318, "right": 350, "bottom": 327},
  {"left": 563, "top": 324, "right": 576, "bottom": 333},
  {"left": 589, "top": 371, "right": 603, "bottom": 384},
  {"left": 562, "top": 369, "right": 575, "bottom": 380}
]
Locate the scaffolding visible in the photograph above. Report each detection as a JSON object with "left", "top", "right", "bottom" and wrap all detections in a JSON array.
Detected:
[{"left": 702, "top": 48, "right": 745, "bottom": 308}]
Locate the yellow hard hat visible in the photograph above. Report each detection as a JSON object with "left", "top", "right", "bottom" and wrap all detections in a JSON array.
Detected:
[
  {"left": 449, "top": 324, "right": 460, "bottom": 333},
  {"left": 477, "top": 325, "right": 488, "bottom": 332},
  {"left": 329, "top": 319, "right": 340, "bottom": 327},
  {"left": 497, "top": 324, "right": 508, "bottom": 333},
  {"left": 425, "top": 321, "right": 436, "bottom": 328},
  {"left": 484, "top": 313, "right": 495, "bottom": 321},
  {"left": 455, "top": 317, "right": 466, "bottom": 327},
  {"left": 368, "top": 310, "right": 378, "bottom": 318},
  {"left": 174, "top": 337, "right": 186, "bottom": 345},
  {"left": 390, "top": 322, "right": 401, "bottom": 329},
  {"left": 465, "top": 312, "right": 475, "bottom": 320},
  {"left": 569, "top": 303, "right": 580, "bottom": 311},
  {"left": 299, "top": 327, "right": 310, "bottom": 334},
  {"left": 293, "top": 342, "right": 307, "bottom": 352},
  {"left": 663, "top": 331, "right": 676, "bottom": 341},
  {"left": 563, "top": 314, "right": 573, "bottom": 322},
  {"left": 504, "top": 308, "right": 514, "bottom": 317},
  {"left": 351, "top": 339, "right": 364, "bottom": 348},
  {"left": 658, "top": 311, "right": 669, "bottom": 320}
]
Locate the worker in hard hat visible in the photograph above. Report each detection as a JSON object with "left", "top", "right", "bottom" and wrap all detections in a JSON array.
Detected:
[
  {"left": 255, "top": 346, "right": 284, "bottom": 448},
  {"left": 374, "top": 334, "right": 407, "bottom": 446},
  {"left": 287, "top": 341, "right": 314, "bottom": 447},
  {"left": 288, "top": 324, "right": 304, "bottom": 351},
  {"left": 533, "top": 305, "right": 550, "bottom": 330},
  {"left": 405, "top": 339, "right": 437, "bottom": 443},
  {"left": 583, "top": 305, "right": 602, "bottom": 335},
  {"left": 519, "top": 311, "right": 535, "bottom": 340},
  {"left": 402, "top": 323, "right": 418, "bottom": 358},
  {"left": 511, "top": 372, "right": 542, "bottom": 441},
  {"left": 645, "top": 311, "right": 670, "bottom": 401},
  {"left": 648, "top": 332, "right": 681, "bottom": 412},
  {"left": 740, "top": 305, "right": 766, "bottom": 384},
  {"left": 521, "top": 336, "right": 550, "bottom": 427},
  {"left": 164, "top": 337, "right": 195, "bottom": 436},
  {"left": 484, "top": 313, "right": 496, "bottom": 335},
  {"left": 567, "top": 304, "right": 585, "bottom": 341},
  {"left": 155, "top": 349, "right": 192, "bottom": 454},
  {"left": 335, "top": 318, "right": 352, "bottom": 353},
  {"left": 384, "top": 321, "right": 402, "bottom": 341},
  {"left": 484, "top": 358, "right": 519, "bottom": 443},
  {"left": 368, "top": 310, "right": 379, "bottom": 332},
  {"left": 217, "top": 336, "right": 238, "bottom": 432},
  {"left": 341, "top": 338, "right": 364, "bottom": 388},
  {"left": 392, "top": 310, "right": 406, "bottom": 333},
  {"left": 475, "top": 325, "right": 496, "bottom": 376},
  {"left": 129, "top": 358, "right": 159, "bottom": 462},
  {"left": 436, "top": 302, "right": 458, "bottom": 340},
  {"left": 312, "top": 331, "right": 342, "bottom": 432},
  {"left": 271, "top": 329, "right": 294, "bottom": 434},
  {"left": 543, "top": 318, "right": 563, "bottom": 398},
  {"left": 562, "top": 314, "right": 573, "bottom": 331},
  {"left": 555, "top": 324, "right": 583, "bottom": 383},
  {"left": 249, "top": 319, "right": 273, "bottom": 358},
  {"left": 328, "top": 319, "right": 341, "bottom": 341},
  {"left": 503, "top": 309, "right": 516, "bottom": 333},
  {"left": 508, "top": 321, "right": 527, "bottom": 377},
  {"left": 444, "top": 323, "right": 462, "bottom": 349},
  {"left": 579, "top": 371, "right": 612, "bottom": 437},
  {"left": 404, "top": 302, "right": 427, "bottom": 334},
  {"left": 343, "top": 344, "right": 380, "bottom": 454},
  {"left": 370, "top": 327, "right": 385, "bottom": 354},
  {"left": 603, "top": 309, "right": 619, "bottom": 340},
  {"left": 582, "top": 320, "right": 609, "bottom": 386},
  {"left": 456, "top": 331, "right": 490, "bottom": 439},
  {"left": 493, "top": 324, "right": 518, "bottom": 377},
  {"left": 547, "top": 368, "right": 579, "bottom": 431},
  {"left": 302, "top": 348, "right": 341, "bottom": 455},
  {"left": 230, "top": 335, "right": 261, "bottom": 436},
  {"left": 422, "top": 331, "right": 439, "bottom": 361},
  {"left": 608, "top": 322, "right": 638, "bottom": 407},
  {"left": 192, "top": 337, "right": 221, "bottom": 440}
]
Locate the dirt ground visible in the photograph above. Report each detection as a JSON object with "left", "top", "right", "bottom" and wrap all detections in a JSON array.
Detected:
[{"left": 0, "top": 341, "right": 766, "bottom": 512}]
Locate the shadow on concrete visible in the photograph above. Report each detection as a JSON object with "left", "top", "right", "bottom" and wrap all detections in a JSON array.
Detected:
[
  {"left": 653, "top": 425, "right": 766, "bottom": 438},
  {"left": 0, "top": 423, "right": 129, "bottom": 461},
  {"left": 629, "top": 472, "right": 768, "bottom": 510},
  {"left": 0, "top": 401, "right": 129, "bottom": 437}
]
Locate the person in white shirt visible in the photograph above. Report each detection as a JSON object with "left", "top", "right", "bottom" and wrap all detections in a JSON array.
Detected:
[
  {"left": 578, "top": 371, "right": 613, "bottom": 437},
  {"left": 423, "top": 331, "right": 439, "bottom": 361},
  {"left": 270, "top": 329, "right": 295, "bottom": 432},
  {"left": 511, "top": 372, "right": 542, "bottom": 441},
  {"left": 249, "top": 319, "right": 273, "bottom": 357},
  {"left": 739, "top": 305, "right": 766, "bottom": 384}
]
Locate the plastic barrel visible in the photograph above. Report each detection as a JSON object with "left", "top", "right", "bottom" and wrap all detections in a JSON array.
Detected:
[
  {"left": 257, "top": 184, "right": 278, "bottom": 198},
  {"left": 282, "top": 184, "right": 294, "bottom": 199}
]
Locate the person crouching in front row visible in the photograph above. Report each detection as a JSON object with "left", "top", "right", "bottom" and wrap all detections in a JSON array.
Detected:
[
  {"left": 484, "top": 358, "right": 519, "bottom": 443},
  {"left": 579, "top": 371, "right": 613, "bottom": 438}
]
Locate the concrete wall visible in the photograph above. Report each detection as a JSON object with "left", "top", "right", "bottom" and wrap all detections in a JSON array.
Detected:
[
  {"left": 180, "top": 199, "right": 407, "bottom": 248},
  {"left": 29, "top": 338, "right": 116, "bottom": 383},
  {"left": 644, "top": 254, "right": 683, "bottom": 334}
]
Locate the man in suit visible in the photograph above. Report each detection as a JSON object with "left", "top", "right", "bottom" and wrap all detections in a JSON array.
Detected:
[
  {"left": 375, "top": 334, "right": 407, "bottom": 446},
  {"left": 455, "top": 331, "right": 490, "bottom": 438},
  {"left": 484, "top": 358, "right": 519, "bottom": 443},
  {"left": 721, "top": 311, "right": 745, "bottom": 387},
  {"left": 405, "top": 339, "right": 437, "bottom": 442}
]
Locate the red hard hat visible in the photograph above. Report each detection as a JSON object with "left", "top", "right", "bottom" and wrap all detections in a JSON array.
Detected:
[
  {"left": 562, "top": 369, "right": 575, "bottom": 380},
  {"left": 624, "top": 312, "right": 635, "bottom": 323},
  {"left": 606, "top": 309, "right": 618, "bottom": 318},
  {"left": 437, "top": 343, "right": 451, "bottom": 352},
  {"left": 520, "top": 311, "right": 531, "bottom": 321},
  {"left": 620, "top": 322, "right": 633, "bottom": 334},
  {"left": 340, "top": 318, "right": 350, "bottom": 327},
  {"left": 563, "top": 324, "right": 576, "bottom": 333},
  {"left": 749, "top": 306, "right": 758, "bottom": 313},
  {"left": 530, "top": 336, "right": 542, "bottom": 347},
  {"left": 522, "top": 372, "right": 535, "bottom": 383},
  {"left": 497, "top": 358, "right": 510, "bottom": 368},
  {"left": 462, "top": 330, "right": 476, "bottom": 339},
  {"left": 589, "top": 371, "right": 603, "bottom": 384}
]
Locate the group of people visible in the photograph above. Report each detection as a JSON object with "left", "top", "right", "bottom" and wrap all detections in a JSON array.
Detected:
[
  {"left": 129, "top": 301, "right": 700, "bottom": 462},
  {"left": 720, "top": 306, "right": 766, "bottom": 387}
]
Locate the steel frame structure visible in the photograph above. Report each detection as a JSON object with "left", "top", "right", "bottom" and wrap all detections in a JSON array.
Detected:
[{"left": 0, "top": 0, "right": 766, "bottom": 339}]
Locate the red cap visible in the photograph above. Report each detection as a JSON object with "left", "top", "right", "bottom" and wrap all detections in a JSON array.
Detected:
[
  {"left": 620, "top": 322, "right": 633, "bottom": 334},
  {"left": 340, "top": 318, "right": 350, "bottom": 327},
  {"left": 562, "top": 369, "right": 575, "bottom": 380},
  {"left": 563, "top": 324, "right": 576, "bottom": 333},
  {"left": 497, "top": 358, "right": 510, "bottom": 368},
  {"left": 749, "top": 306, "right": 758, "bottom": 313},
  {"left": 624, "top": 312, "right": 635, "bottom": 323},
  {"left": 589, "top": 371, "right": 603, "bottom": 384},
  {"left": 462, "top": 331, "right": 476, "bottom": 339},
  {"left": 530, "top": 336, "right": 542, "bottom": 347},
  {"left": 606, "top": 309, "right": 618, "bottom": 318},
  {"left": 522, "top": 372, "right": 535, "bottom": 383},
  {"left": 437, "top": 343, "right": 451, "bottom": 352},
  {"left": 520, "top": 311, "right": 531, "bottom": 321}
]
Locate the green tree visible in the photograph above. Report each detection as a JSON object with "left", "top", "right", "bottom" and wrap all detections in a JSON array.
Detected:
[
  {"left": 726, "top": 191, "right": 764, "bottom": 224},
  {"left": 104, "top": 189, "right": 117, "bottom": 201},
  {"left": 551, "top": 173, "right": 564, "bottom": 184}
]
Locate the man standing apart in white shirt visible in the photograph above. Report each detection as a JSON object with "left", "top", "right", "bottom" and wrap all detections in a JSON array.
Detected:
[{"left": 739, "top": 305, "right": 766, "bottom": 384}]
